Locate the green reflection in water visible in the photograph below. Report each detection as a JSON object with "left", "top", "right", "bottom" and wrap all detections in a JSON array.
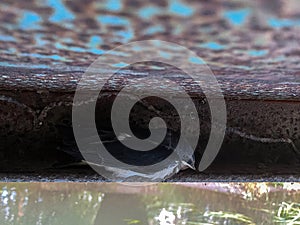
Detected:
[{"left": 0, "top": 183, "right": 299, "bottom": 225}]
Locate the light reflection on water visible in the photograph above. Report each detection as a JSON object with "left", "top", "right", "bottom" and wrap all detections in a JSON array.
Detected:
[{"left": 0, "top": 183, "right": 299, "bottom": 225}]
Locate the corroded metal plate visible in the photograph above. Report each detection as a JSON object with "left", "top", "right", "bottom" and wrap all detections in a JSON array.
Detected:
[
  {"left": 0, "top": 0, "right": 300, "bottom": 174},
  {"left": 0, "top": 0, "right": 300, "bottom": 99}
]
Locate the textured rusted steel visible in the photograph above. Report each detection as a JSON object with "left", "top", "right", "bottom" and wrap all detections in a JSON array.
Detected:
[
  {"left": 0, "top": 0, "right": 300, "bottom": 99},
  {"left": 0, "top": 0, "right": 300, "bottom": 173}
]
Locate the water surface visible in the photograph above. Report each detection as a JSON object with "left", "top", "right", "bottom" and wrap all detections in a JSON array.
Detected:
[{"left": 1, "top": 183, "right": 300, "bottom": 224}]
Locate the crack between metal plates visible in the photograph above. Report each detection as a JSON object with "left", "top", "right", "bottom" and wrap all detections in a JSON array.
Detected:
[{"left": 227, "top": 127, "right": 300, "bottom": 155}]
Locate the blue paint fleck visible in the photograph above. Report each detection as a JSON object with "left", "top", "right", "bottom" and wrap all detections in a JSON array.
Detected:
[
  {"left": 113, "top": 62, "right": 129, "bottom": 67},
  {"left": 150, "top": 65, "right": 164, "bottom": 70},
  {"left": 268, "top": 17, "right": 300, "bottom": 28},
  {"left": 49, "top": 54, "right": 64, "bottom": 60},
  {"left": 144, "top": 25, "right": 164, "bottom": 35},
  {"left": 97, "top": 15, "right": 129, "bottom": 26},
  {"left": 89, "top": 49, "right": 105, "bottom": 54},
  {"left": 201, "top": 42, "right": 225, "bottom": 50},
  {"left": 169, "top": 0, "right": 194, "bottom": 17},
  {"left": 116, "top": 29, "right": 134, "bottom": 42},
  {"left": 0, "top": 62, "right": 17, "bottom": 68},
  {"left": 236, "top": 65, "right": 250, "bottom": 70},
  {"left": 34, "top": 34, "right": 48, "bottom": 46},
  {"left": 159, "top": 51, "right": 172, "bottom": 59},
  {"left": 189, "top": 56, "right": 205, "bottom": 64},
  {"left": 247, "top": 49, "right": 268, "bottom": 57},
  {"left": 223, "top": 8, "right": 250, "bottom": 26},
  {"left": 0, "top": 35, "right": 16, "bottom": 42},
  {"left": 89, "top": 36, "right": 103, "bottom": 47},
  {"left": 56, "top": 43, "right": 85, "bottom": 52},
  {"left": 19, "top": 11, "right": 41, "bottom": 30},
  {"left": 105, "top": 0, "right": 122, "bottom": 11},
  {"left": 138, "top": 6, "right": 161, "bottom": 19},
  {"left": 54, "top": 42, "right": 65, "bottom": 49},
  {"left": 68, "top": 46, "right": 87, "bottom": 53},
  {"left": 47, "top": 0, "right": 75, "bottom": 22}
]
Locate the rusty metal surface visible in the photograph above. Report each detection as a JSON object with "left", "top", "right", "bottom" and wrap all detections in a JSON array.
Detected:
[
  {"left": 0, "top": 0, "right": 300, "bottom": 175},
  {"left": 0, "top": 0, "right": 300, "bottom": 100}
]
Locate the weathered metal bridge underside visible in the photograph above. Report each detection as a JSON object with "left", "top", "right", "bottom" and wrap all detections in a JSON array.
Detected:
[{"left": 0, "top": 0, "right": 300, "bottom": 180}]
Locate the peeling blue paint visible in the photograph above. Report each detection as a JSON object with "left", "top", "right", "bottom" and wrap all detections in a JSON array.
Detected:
[
  {"left": 0, "top": 35, "right": 16, "bottom": 42},
  {"left": 149, "top": 65, "right": 164, "bottom": 70},
  {"left": 201, "top": 42, "right": 225, "bottom": 50},
  {"left": 223, "top": 8, "right": 250, "bottom": 26},
  {"left": 116, "top": 29, "right": 134, "bottom": 42},
  {"left": 47, "top": 0, "right": 75, "bottom": 22},
  {"left": 189, "top": 56, "right": 205, "bottom": 64},
  {"left": 144, "top": 25, "right": 164, "bottom": 35},
  {"left": 68, "top": 46, "right": 87, "bottom": 53},
  {"left": 89, "top": 49, "right": 105, "bottom": 55},
  {"left": 268, "top": 17, "right": 300, "bottom": 28},
  {"left": 55, "top": 42, "right": 66, "bottom": 50},
  {"left": 105, "top": 0, "right": 122, "bottom": 12},
  {"left": 113, "top": 62, "right": 129, "bottom": 67},
  {"left": 56, "top": 42, "right": 77, "bottom": 52},
  {"left": 168, "top": 0, "right": 194, "bottom": 17},
  {"left": 159, "top": 51, "right": 172, "bottom": 59},
  {"left": 97, "top": 15, "right": 129, "bottom": 26},
  {"left": 89, "top": 36, "right": 103, "bottom": 47},
  {"left": 19, "top": 11, "right": 41, "bottom": 30},
  {"left": 247, "top": 49, "right": 268, "bottom": 57},
  {"left": 138, "top": 6, "right": 161, "bottom": 19},
  {"left": 236, "top": 65, "right": 250, "bottom": 70},
  {"left": 34, "top": 34, "right": 48, "bottom": 46}
]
